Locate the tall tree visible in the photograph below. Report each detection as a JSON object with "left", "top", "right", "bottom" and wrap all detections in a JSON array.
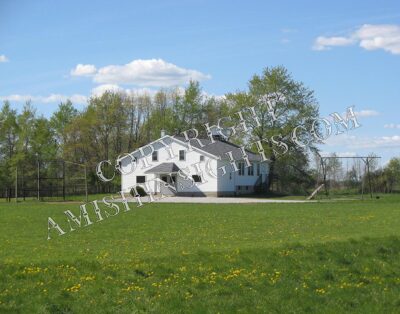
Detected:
[
  {"left": 383, "top": 157, "right": 400, "bottom": 193},
  {"left": 226, "top": 66, "right": 319, "bottom": 192},
  {"left": 50, "top": 100, "right": 78, "bottom": 153},
  {"left": 0, "top": 102, "right": 19, "bottom": 196}
]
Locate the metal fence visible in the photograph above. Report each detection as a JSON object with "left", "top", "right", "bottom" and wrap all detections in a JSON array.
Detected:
[{"left": 1, "top": 159, "right": 88, "bottom": 202}]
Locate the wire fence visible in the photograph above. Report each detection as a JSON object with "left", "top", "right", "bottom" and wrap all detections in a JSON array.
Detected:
[{"left": 1, "top": 159, "right": 88, "bottom": 202}]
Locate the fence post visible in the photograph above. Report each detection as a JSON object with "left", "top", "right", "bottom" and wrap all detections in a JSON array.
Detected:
[
  {"left": 62, "top": 160, "right": 66, "bottom": 201},
  {"left": 366, "top": 158, "right": 373, "bottom": 199},
  {"left": 15, "top": 167, "right": 18, "bottom": 203},
  {"left": 84, "top": 165, "right": 88, "bottom": 203},
  {"left": 37, "top": 159, "right": 40, "bottom": 201},
  {"left": 22, "top": 167, "right": 25, "bottom": 201}
]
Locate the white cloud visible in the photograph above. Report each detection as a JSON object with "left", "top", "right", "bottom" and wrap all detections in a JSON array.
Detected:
[
  {"left": 320, "top": 151, "right": 357, "bottom": 157},
  {"left": 313, "top": 36, "right": 355, "bottom": 51},
  {"left": 70, "top": 64, "right": 97, "bottom": 76},
  {"left": 0, "top": 55, "right": 9, "bottom": 62},
  {"left": 384, "top": 123, "right": 400, "bottom": 129},
  {"left": 129, "top": 87, "right": 159, "bottom": 96},
  {"left": 91, "top": 84, "right": 124, "bottom": 96},
  {"left": 0, "top": 94, "right": 87, "bottom": 104},
  {"left": 338, "top": 151, "right": 358, "bottom": 157},
  {"left": 313, "top": 24, "right": 400, "bottom": 55},
  {"left": 91, "top": 84, "right": 159, "bottom": 97},
  {"left": 89, "top": 84, "right": 225, "bottom": 100},
  {"left": 325, "top": 133, "right": 400, "bottom": 149},
  {"left": 355, "top": 24, "right": 400, "bottom": 55},
  {"left": 93, "top": 58, "right": 211, "bottom": 87},
  {"left": 355, "top": 110, "right": 380, "bottom": 117}
]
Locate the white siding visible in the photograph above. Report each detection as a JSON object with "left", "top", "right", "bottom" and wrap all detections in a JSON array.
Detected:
[
  {"left": 120, "top": 136, "right": 270, "bottom": 196},
  {"left": 120, "top": 139, "right": 218, "bottom": 194},
  {"left": 217, "top": 160, "right": 269, "bottom": 193}
]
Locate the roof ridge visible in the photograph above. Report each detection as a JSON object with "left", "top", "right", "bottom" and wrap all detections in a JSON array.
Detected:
[{"left": 173, "top": 134, "right": 259, "bottom": 157}]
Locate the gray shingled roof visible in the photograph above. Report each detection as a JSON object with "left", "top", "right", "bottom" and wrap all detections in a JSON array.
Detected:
[
  {"left": 144, "top": 162, "right": 181, "bottom": 174},
  {"left": 173, "top": 136, "right": 262, "bottom": 162}
]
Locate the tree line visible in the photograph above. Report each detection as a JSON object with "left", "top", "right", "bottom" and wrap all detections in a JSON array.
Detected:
[
  {"left": 318, "top": 153, "right": 400, "bottom": 196},
  {"left": 1, "top": 66, "right": 399, "bottom": 198}
]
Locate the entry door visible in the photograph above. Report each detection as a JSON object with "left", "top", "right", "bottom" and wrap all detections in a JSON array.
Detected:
[
  {"left": 161, "top": 175, "right": 176, "bottom": 184},
  {"left": 159, "top": 174, "right": 176, "bottom": 195}
]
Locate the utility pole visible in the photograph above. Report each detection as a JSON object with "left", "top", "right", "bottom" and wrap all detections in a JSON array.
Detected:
[{"left": 321, "top": 158, "right": 328, "bottom": 196}]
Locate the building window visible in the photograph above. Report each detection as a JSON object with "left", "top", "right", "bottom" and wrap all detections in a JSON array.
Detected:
[
  {"left": 238, "top": 162, "right": 245, "bottom": 176},
  {"left": 179, "top": 150, "right": 185, "bottom": 161},
  {"left": 248, "top": 163, "right": 254, "bottom": 176},
  {"left": 136, "top": 176, "right": 146, "bottom": 183},
  {"left": 256, "top": 163, "right": 260, "bottom": 176},
  {"left": 152, "top": 151, "right": 158, "bottom": 161},
  {"left": 192, "top": 175, "right": 202, "bottom": 183},
  {"left": 200, "top": 155, "right": 205, "bottom": 162}
]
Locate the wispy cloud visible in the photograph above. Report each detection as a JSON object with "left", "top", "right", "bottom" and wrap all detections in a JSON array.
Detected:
[
  {"left": 313, "top": 24, "right": 400, "bottom": 55},
  {"left": 384, "top": 123, "right": 400, "bottom": 129},
  {"left": 325, "top": 133, "right": 400, "bottom": 150},
  {"left": 0, "top": 94, "right": 87, "bottom": 104},
  {"left": 355, "top": 109, "right": 380, "bottom": 117},
  {"left": 313, "top": 36, "right": 355, "bottom": 51},
  {"left": 71, "top": 58, "right": 211, "bottom": 87},
  {"left": 0, "top": 55, "right": 9, "bottom": 63},
  {"left": 320, "top": 151, "right": 357, "bottom": 157},
  {"left": 90, "top": 84, "right": 158, "bottom": 97}
]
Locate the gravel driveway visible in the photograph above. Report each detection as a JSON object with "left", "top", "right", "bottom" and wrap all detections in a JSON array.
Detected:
[{"left": 123, "top": 196, "right": 313, "bottom": 203}]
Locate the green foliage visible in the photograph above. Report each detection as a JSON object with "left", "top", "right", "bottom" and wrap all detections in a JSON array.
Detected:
[
  {"left": 226, "top": 66, "right": 320, "bottom": 192},
  {"left": 370, "top": 157, "right": 400, "bottom": 193},
  {"left": 130, "top": 185, "right": 147, "bottom": 197},
  {"left": 0, "top": 81, "right": 230, "bottom": 195},
  {"left": 1, "top": 67, "right": 395, "bottom": 198}
]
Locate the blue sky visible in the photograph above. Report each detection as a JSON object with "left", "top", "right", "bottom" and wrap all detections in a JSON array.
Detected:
[{"left": 1, "top": 0, "right": 400, "bottom": 163}]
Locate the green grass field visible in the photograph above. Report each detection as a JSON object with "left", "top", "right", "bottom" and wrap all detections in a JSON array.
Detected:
[{"left": 1, "top": 195, "right": 400, "bottom": 313}]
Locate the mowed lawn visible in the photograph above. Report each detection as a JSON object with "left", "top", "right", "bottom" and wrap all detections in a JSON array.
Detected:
[{"left": 1, "top": 196, "right": 400, "bottom": 313}]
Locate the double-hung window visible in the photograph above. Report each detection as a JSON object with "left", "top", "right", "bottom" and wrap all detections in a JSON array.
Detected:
[
  {"left": 248, "top": 163, "right": 254, "bottom": 176},
  {"left": 238, "top": 162, "right": 245, "bottom": 176}
]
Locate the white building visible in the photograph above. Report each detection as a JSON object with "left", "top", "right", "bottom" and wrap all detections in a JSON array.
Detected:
[{"left": 119, "top": 132, "right": 269, "bottom": 197}]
